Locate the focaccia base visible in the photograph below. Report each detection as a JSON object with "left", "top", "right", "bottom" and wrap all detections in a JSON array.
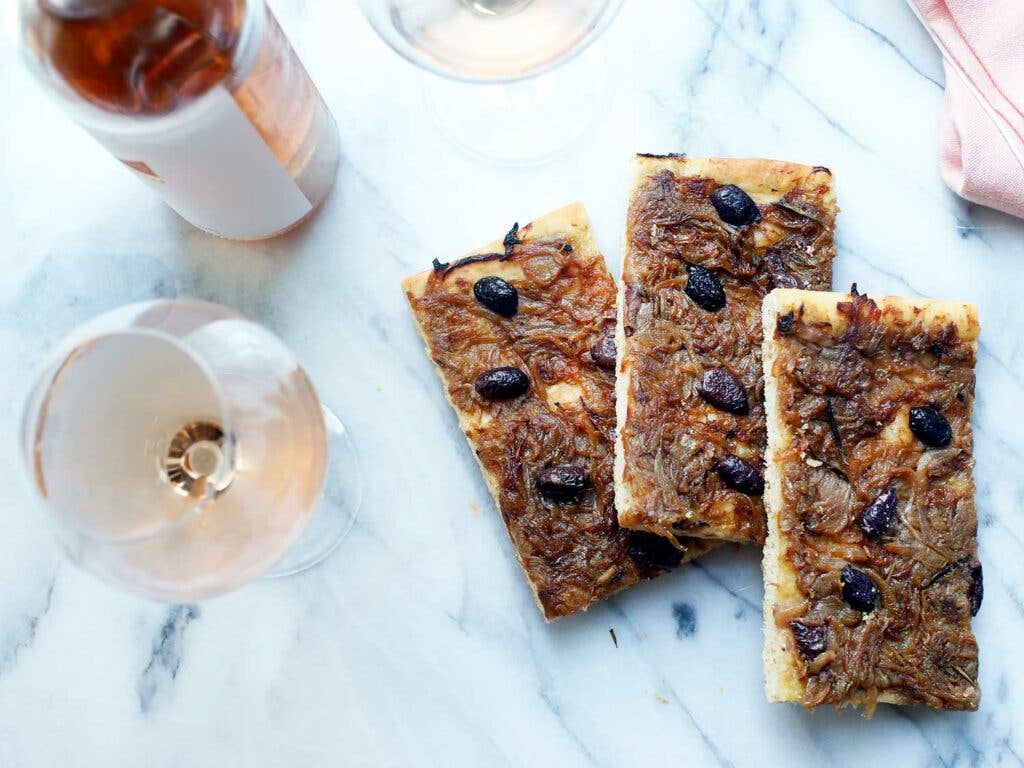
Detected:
[
  {"left": 616, "top": 155, "right": 837, "bottom": 545},
  {"left": 761, "top": 288, "right": 980, "bottom": 708},
  {"left": 406, "top": 203, "right": 715, "bottom": 620},
  {"left": 403, "top": 204, "right": 597, "bottom": 618}
]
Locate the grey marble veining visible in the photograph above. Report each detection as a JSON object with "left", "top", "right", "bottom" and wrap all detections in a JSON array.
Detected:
[{"left": 1, "top": 1, "right": 1022, "bottom": 766}]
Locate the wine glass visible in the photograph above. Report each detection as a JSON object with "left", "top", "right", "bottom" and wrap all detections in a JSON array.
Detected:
[
  {"left": 20, "top": 299, "right": 362, "bottom": 601},
  {"left": 357, "top": 0, "right": 624, "bottom": 163}
]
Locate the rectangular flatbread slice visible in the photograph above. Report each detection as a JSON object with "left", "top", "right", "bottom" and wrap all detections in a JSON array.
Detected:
[
  {"left": 403, "top": 204, "right": 715, "bottom": 620},
  {"left": 616, "top": 155, "right": 838, "bottom": 545},
  {"left": 762, "top": 288, "right": 981, "bottom": 712}
]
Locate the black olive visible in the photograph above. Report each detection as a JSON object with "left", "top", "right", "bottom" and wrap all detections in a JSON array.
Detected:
[
  {"left": 627, "top": 531, "right": 684, "bottom": 573},
  {"left": 697, "top": 368, "right": 749, "bottom": 414},
  {"left": 859, "top": 487, "right": 897, "bottom": 539},
  {"left": 473, "top": 276, "right": 518, "bottom": 318},
  {"left": 716, "top": 454, "right": 764, "bottom": 496},
  {"left": 590, "top": 326, "right": 617, "bottom": 370},
  {"left": 969, "top": 563, "right": 983, "bottom": 616},
  {"left": 840, "top": 565, "right": 880, "bottom": 613},
  {"left": 776, "top": 312, "right": 796, "bottom": 334},
  {"left": 684, "top": 265, "right": 726, "bottom": 312},
  {"left": 474, "top": 367, "right": 529, "bottom": 400},
  {"left": 537, "top": 465, "right": 591, "bottom": 504},
  {"left": 789, "top": 621, "right": 827, "bottom": 658},
  {"left": 909, "top": 406, "right": 953, "bottom": 448},
  {"left": 710, "top": 184, "right": 762, "bottom": 227}
]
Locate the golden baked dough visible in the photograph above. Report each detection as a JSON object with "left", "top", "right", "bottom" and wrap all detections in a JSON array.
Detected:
[
  {"left": 616, "top": 155, "right": 838, "bottom": 545},
  {"left": 762, "top": 288, "right": 981, "bottom": 711},
  {"left": 404, "top": 203, "right": 714, "bottom": 620}
]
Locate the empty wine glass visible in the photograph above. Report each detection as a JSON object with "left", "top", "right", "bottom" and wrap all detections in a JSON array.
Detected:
[
  {"left": 357, "top": 0, "right": 623, "bottom": 163},
  {"left": 21, "top": 299, "right": 361, "bottom": 601}
]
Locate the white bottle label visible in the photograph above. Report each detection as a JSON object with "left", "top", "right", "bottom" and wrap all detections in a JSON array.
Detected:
[{"left": 84, "top": 87, "right": 313, "bottom": 240}]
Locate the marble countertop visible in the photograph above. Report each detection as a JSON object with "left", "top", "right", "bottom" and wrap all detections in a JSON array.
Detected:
[{"left": 2, "top": 1, "right": 1022, "bottom": 766}]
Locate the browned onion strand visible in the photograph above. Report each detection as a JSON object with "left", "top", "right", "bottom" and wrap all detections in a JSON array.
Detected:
[
  {"left": 775, "top": 293, "right": 979, "bottom": 710},
  {"left": 412, "top": 232, "right": 703, "bottom": 619},
  {"left": 621, "top": 169, "right": 836, "bottom": 544}
]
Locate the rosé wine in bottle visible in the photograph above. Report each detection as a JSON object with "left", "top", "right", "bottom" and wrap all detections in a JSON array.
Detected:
[{"left": 20, "top": 0, "right": 339, "bottom": 239}]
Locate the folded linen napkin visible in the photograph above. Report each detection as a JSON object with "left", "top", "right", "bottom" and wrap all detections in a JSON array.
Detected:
[{"left": 907, "top": 0, "right": 1024, "bottom": 219}]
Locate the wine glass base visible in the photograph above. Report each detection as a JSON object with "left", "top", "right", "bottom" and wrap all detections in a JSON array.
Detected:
[
  {"left": 262, "top": 404, "right": 362, "bottom": 578},
  {"left": 423, "top": 50, "right": 613, "bottom": 165}
]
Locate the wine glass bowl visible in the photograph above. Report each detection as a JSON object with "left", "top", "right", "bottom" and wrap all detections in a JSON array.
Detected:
[
  {"left": 357, "top": 0, "right": 624, "bottom": 163},
  {"left": 358, "top": 0, "right": 623, "bottom": 83},
  {"left": 22, "top": 300, "right": 360, "bottom": 601}
]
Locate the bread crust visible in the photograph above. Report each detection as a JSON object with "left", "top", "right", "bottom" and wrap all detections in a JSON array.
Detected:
[
  {"left": 402, "top": 203, "right": 601, "bottom": 300},
  {"left": 616, "top": 155, "right": 838, "bottom": 545},
  {"left": 632, "top": 155, "right": 837, "bottom": 206},
  {"left": 405, "top": 204, "right": 714, "bottom": 620},
  {"left": 761, "top": 289, "right": 980, "bottom": 710}
]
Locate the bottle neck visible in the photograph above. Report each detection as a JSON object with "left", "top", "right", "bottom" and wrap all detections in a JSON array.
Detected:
[{"left": 22, "top": 0, "right": 267, "bottom": 135}]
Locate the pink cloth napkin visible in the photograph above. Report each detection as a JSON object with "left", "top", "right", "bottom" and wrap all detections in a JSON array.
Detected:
[{"left": 908, "top": 0, "right": 1024, "bottom": 219}]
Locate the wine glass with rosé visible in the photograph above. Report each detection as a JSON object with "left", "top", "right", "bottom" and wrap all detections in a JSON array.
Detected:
[
  {"left": 357, "top": 0, "right": 624, "bottom": 163},
  {"left": 21, "top": 299, "right": 361, "bottom": 601}
]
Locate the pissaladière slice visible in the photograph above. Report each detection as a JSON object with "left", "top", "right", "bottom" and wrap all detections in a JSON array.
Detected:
[
  {"left": 403, "top": 203, "right": 716, "bottom": 620},
  {"left": 615, "top": 155, "right": 838, "bottom": 546},
  {"left": 762, "top": 288, "right": 981, "bottom": 712}
]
